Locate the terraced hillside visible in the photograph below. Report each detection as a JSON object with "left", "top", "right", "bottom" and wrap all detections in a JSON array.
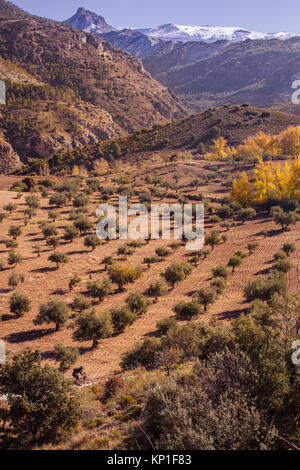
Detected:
[{"left": 0, "top": 157, "right": 299, "bottom": 381}]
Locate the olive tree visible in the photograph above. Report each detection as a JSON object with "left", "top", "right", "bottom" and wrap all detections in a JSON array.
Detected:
[
  {"left": 34, "top": 299, "right": 70, "bottom": 331},
  {"left": 109, "top": 264, "right": 142, "bottom": 291},
  {"left": 0, "top": 350, "right": 80, "bottom": 448},
  {"left": 73, "top": 309, "right": 113, "bottom": 348},
  {"left": 10, "top": 292, "right": 31, "bottom": 318}
]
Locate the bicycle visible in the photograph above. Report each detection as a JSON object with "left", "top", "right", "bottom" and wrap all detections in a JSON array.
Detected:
[{"left": 74, "top": 375, "right": 98, "bottom": 388}]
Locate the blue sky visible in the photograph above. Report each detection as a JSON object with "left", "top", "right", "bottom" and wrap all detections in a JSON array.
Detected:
[{"left": 13, "top": 0, "right": 300, "bottom": 32}]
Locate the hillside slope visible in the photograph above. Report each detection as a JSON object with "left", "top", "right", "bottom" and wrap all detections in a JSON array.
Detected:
[
  {"left": 143, "top": 37, "right": 300, "bottom": 111},
  {"left": 0, "top": 0, "right": 30, "bottom": 18},
  {"left": 48, "top": 105, "right": 300, "bottom": 173},
  {"left": 0, "top": 2, "right": 185, "bottom": 173}
]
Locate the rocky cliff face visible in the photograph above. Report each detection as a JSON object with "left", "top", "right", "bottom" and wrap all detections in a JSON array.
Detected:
[
  {"left": 0, "top": 136, "right": 22, "bottom": 173},
  {"left": 64, "top": 7, "right": 114, "bottom": 34}
]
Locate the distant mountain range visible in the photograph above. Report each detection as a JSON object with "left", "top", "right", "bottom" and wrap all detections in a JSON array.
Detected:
[
  {"left": 134, "top": 23, "right": 300, "bottom": 43},
  {"left": 65, "top": 8, "right": 300, "bottom": 114},
  {"left": 65, "top": 8, "right": 300, "bottom": 44}
]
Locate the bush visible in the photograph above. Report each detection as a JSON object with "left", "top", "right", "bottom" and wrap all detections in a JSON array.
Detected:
[
  {"left": 0, "top": 211, "right": 7, "bottom": 224},
  {"left": 163, "top": 262, "right": 192, "bottom": 288},
  {"left": 8, "top": 250, "right": 22, "bottom": 267},
  {"left": 48, "top": 251, "right": 68, "bottom": 269},
  {"left": 87, "top": 279, "right": 115, "bottom": 302},
  {"left": 42, "top": 224, "right": 58, "bottom": 239},
  {"left": 73, "top": 194, "right": 89, "bottom": 208},
  {"left": 49, "top": 192, "right": 68, "bottom": 207},
  {"left": 217, "top": 205, "right": 232, "bottom": 220},
  {"left": 69, "top": 274, "right": 82, "bottom": 291},
  {"left": 211, "top": 277, "right": 227, "bottom": 295},
  {"left": 8, "top": 271, "right": 25, "bottom": 289},
  {"left": 228, "top": 255, "right": 243, "bottom": 273},
  {"left": 34, "top": 299, "right": 70, "bottom": 331},
  {"left": 118, "top": 245, "right": 134, "bottom": 260},
  {"left": 4, "top": 202, "right": 17, "bottom": 214},
  {"left": 9, "top": 292, "right": 31, "bottom": 318},
  {"left": 144, "top": 256, "right": 160, "bottom": 269},
  {"left": 212, "top": 265, "right": 229, "bottom": 279},
  {"left": 131, "top": 349, "right": 271, "bottom": 450},
  {"left": 6, "top": 239, "right": 18, "bottom": 249},
  {"left": 126, "top": 291, "right": 151, "bottom": 315},
  {"left": 273, "top": 250, "right": 287, "bottom": 261},
  {"left": 238, "top": 208, "right": 256, "bottom": 222},
  {"left": 157, "top": 318, "right": 178, "bottom": 336},
  {"left": 155, "top": 246, "right": 171, "bottom": 260},
  {"left": 64, "top": 225, "right": 80, "bottom": 242},
  {"left": 104, "top": 376, "right": 125, "bottom": 398},
  {"left": 71, "top": 295, "right": 91, "bottom": 313},
  {"left": 197, "top": 287, "right": 217, "bottom": 312},
  {"left": 247, "top": 242, "right": 260, "bottom": 254},
  {"left": 244, "top": 271, "right": 287, "bottom": 302},
  {"left": 25, "top": 194, "right": 40, "bottom": 210},
  {"left": 74, "top": 216, "right": 93, "bottom": 235},
  {"left": 8, "top": 225, "right": 22, "bottom": 239},
  {"left": 205, "top": 231, "right": 221, "bottom": 250},
  {"left": 121, "top": 338, "right": 163, "bottom": 371},
  {"left": 54, "top": 344, "right": 79, "bottom": 371},
  {"left": 146, "top": 278, "right": 169, "bottom": 300},
  {"left": 102, "top": 256, "right": 114, "bottom": 271},
  {"left": 108, "top": 265, "right": 142, "bottom": 291},
  {"left": 48, "top": 210, "right": 60, "bottom": 222},
  {"left": 73, "top": 310, "right": 113, "bottom": 348},
  {"left": 111, "top": 307, "right": 137, "bottom": 332},
  {"left": 282, "top": 242, "right": 296, "bottom": 256},
  {"left": 271, "top": 259, "right": 293, "bottom": 274},
  {"left": 0, "top": 350, "right": 80, "bottom": 448},
  {"left": 174, "top": 300, "right": 202, "bottom": 321},
  {"left": 272, "top": 208, "right": 299, "bottom": 230},
  {"left": 84, "top": 235, "right": 101, "bottom": 251},
  {"left": 46, "top": 236, "right": 61, "bottom": 250}
]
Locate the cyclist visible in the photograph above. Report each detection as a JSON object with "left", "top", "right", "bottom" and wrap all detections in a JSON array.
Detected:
[{"left": 72, "top": 366, "right": 86, "bottom": 386}]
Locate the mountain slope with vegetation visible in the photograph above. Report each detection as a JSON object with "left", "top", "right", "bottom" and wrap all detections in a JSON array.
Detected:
[
  {"left": 48, "top": 105, "right": 300, "bottom": 173},
  {"left": 0, "top": 1, "right": 185, "bottom": 173},
  {"left": 143, "top": 37, "right": 300, "bottom": 111}
]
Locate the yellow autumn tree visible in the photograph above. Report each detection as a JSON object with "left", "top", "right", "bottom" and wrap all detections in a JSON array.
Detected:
[
  {"left": 235, "top": 131, "right": 280, "bottom": 159},
  {"left": 279, "top": 126, "right": 300, "bottom": 156},
  {"left": 254, "top": 158, "right": 273, "bottom": 203},
  {"left": 255, "top": 156, "right": 300, "bottom": 202},
  {"left": 290, "top": 156, "right": 300, "bottom": 200},
  {"left": 72, "top": 165, "right": 79, "bottom": 177},
  {"left": 231, "top": 172, "right": 254, "bottom": 207},
  {"left": 205, "top": 137, "right": 229, "bottom": 161}
]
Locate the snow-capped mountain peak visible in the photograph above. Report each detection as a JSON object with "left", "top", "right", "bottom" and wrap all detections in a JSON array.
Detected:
[
  {"left": 134, "top": 23, "right": 300, "bottom": 43},
  {"left": 64, "top": 8, "right": 300, "bottom": 44}
]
